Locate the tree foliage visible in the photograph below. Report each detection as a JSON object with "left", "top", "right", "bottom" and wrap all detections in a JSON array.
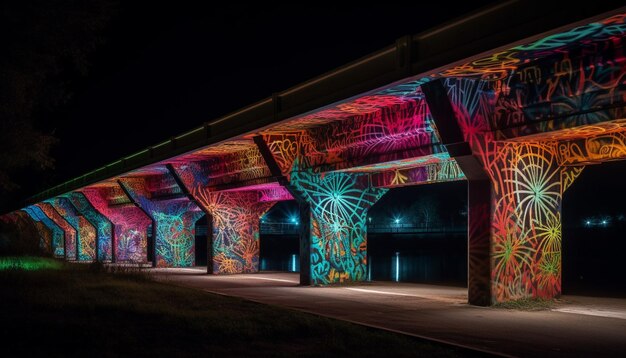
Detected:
[{"left": 0, "top": 0, "right": 118, "bottom": 193}]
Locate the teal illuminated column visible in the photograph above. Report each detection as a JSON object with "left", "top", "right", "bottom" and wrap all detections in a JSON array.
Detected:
[
  {"left": 66, "top": 192, "right": 113, "bottom": 262},
  {"left": 25, "top": 205, "right": 65, "bottom": 257},
  {"left": 119, "top": 177, "right": 204, "bottom": 267},
  {"left": 289, "top": 169, "right": 387, "bottom": 285},
  {"left": 171, "top": 163, "right": 293, "bottom": 274},
  {"left": 22, "top": 207, "right": 55, "bottom": 255},
  {"left": 47, "top": 197, "right": 97, "bottom": 261},
  {"left": 35, "top": 202, "right": 76, "bottom": 260}
]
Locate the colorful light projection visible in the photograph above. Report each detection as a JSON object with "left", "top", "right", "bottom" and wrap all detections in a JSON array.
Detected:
[
  {"left": 22, "top": 207, "right": 53, "bottom": 255},
  {"left": 440, "top": 13, "right": 626, "bottom": 81},
  {"left": 173, "top": 161, "right": 293, "bottom": 274},
  {"left": 24, "top": 205, "right": 64, "bottom": 257},
  {"left": 82, "top": 186, "right": 151, "bottom": 263},
  {"left": 4, "top": 9, "right": 623, "bottom": 306},
  {"left": 440, "top": 13, "right": 626, "bottom": 302},
  {"left": 120, "top": 176, "right": 204, "bottom": 267},
  {"left": 35, "top": 202, "right": 76, "bottom": 260},
  {"left": 261, "top": 94, "right": 442, "bottom": 177},
  {"left": 46, "top": 197, "right": 96, "bottom": 261},
  {"left": 66, "top": 192, "right": 113, "bottom": 261},
  {"left": 197, "top": 190, "right": 276, "bottom": 274},
  {"left": 290, "top": 167, "right": 387, "bottom": 284}
]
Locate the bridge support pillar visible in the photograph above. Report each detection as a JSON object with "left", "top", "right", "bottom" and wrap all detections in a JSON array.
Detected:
[
  {"left": 119, "top": 178, "right": 204, "bottom": 267},
  {"left": 82, "top": 187, "right": 151, "bottom": 263},
  {"left": 194, "top": 191, "right": 277, "bottom": 274},
  {"left": 424, "top": 78, "right": 584, "bottom": 304},
  {"left": 35, "top": 203, "right": 77, "bottom": 260},
  {"left": 477, "top": 142, "right": 581, "bottom": 304},
  {"left": 289, "top": 169, "right": 388, "bottom": 285},
  {"left": 66, "top": 192, "right": 113, "bottom": 262},
  {"left": 47, "top": 197, "right": 97, "bottom": 261},
  {"left": 170, "top": 162, "right": 293, "bottom": 274},
  {"left": 25, "top": 205, "right": 65, "bottom": 257},
  {"left": 21, "top": 208, "right": 53, "bottom": 255}
]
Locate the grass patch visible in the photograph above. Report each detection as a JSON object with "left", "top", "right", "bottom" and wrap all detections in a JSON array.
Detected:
[
  {"left": 492, "top": 297, "right": 555, "bottom": 311},
  {"left": 0, "top": 256, "right": 63, "bottom": 271},
  {"left": 0, "top": 265, "right": 477, "bottom": 357}
]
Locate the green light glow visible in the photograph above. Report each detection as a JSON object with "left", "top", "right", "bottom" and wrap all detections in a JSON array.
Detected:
[{"left": 0, "top": 257, "right": 63, "bottom": 271}]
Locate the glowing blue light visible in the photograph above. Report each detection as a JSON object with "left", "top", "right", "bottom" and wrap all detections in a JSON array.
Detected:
[
  {"left": 602, "top": 220, "right": 607, "bottom": 225},
  {"left": 585, "top": 220, "right": 591, "bottom": 225},
  {"left": 291, "top": 254, "right": 297, "bottom": 272},
  {"left": 393, "top": 252, "right": 400, "bottom": 282}
]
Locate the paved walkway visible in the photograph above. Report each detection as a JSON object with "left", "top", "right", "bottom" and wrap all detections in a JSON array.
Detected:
[{"left": 150, "top": 268, "right": 626, "bottom": 357}]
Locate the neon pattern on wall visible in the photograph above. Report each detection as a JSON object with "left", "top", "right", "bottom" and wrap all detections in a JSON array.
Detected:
[
  {"left": 24, "top": 205, "right": 64, "bottom": 257},
  {"left": 12, "top": 10, "right": 626, "bottom": 305},
  {"left": 47, "top": 197, "right": 97, "bottom": 261},
  {"left": 22, "top": 207, "right": 53, "bottom": 254},
  {"left": 35, "top": 202, "right": 76, "bottom": 260},
  {"left": 444, "top": 48, "right": 625, "bottom": 302},
  {"left": 120, "top": 176, "right": 204, "bottom": 267},
  {"left": 66, "top": 192, "right": 113, "bottom": 261},
  {"left": 173, "top": 162, "right": 292, "bottom": 273},
  {"left": 291, "top": 167, "right": 387, "bottom": 284},
  {"left": 198, "top": 190, "right": 276, "bottom": 273},
  {"left": 82, "top": 186, "right": 151, "bottom": 263}
]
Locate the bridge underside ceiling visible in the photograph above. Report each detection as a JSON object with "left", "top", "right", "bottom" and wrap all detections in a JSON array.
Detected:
[{"left": 28, "top": 10, "right": 626, "bottom": 213}]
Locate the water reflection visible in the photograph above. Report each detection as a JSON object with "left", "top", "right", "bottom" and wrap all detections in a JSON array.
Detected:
[{"left": 258, "top": 232, "right": 467, "bottom": 286}]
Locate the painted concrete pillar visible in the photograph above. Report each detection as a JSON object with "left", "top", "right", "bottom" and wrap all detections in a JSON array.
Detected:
[
  {"left": 424, "top": 78, "right": 586, "bottom": 304},
  {"left": 35, "top": 203, "right": 77, "bottom": 260},
  {"left": 119, "top": 177, "right": 204, "bottom": 267},
  {"left": 66, "top": 192, "right": 113, "bottom": 262},
  {"left": 481, "top": 142, "right": 581, "bottom": 302},
  {"left": 289, "top": 169, "right": 387, "bottom": 285},
  {"left": 22, "top": 207, "right": 53, "bottom": 255},
  {"left": 172, "top": 163, "right": 293, "bottom": 274},
  {"left": 82, "top": 187, "right": 151, "bottom": 263},
  {"left": 195, "top": 190, "right": 279, "bottom": 274},
  {"left": 25, "top": 205, "right": 65, "bottom": 257},
  {"left": 47, "top": 197, "right": 97, "bottom": 261}
]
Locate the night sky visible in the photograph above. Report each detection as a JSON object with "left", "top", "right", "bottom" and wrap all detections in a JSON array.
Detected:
[{"left": 39, "top": 2, "right": 496, "bottom": 193}]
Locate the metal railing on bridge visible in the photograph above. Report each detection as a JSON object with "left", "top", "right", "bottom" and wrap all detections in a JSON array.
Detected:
[{"left": 194, "top": 223, "right": 466, "bottom": 236}]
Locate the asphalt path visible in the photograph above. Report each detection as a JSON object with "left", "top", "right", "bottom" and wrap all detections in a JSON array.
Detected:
[{"left": 150, "top": 268, "right": 626, "bottom": 357}]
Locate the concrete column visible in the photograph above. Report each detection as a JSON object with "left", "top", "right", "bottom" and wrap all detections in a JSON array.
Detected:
[
  {"left": 119, "top": 177, "right": 204, "bottom": 267},
  {"left": 22, "top": 208, "right": 53, "bottom": 255},
  {"left": 35, "top": 202, "right": 77, "bottom": 260},
  {"left": 47, "top": 197, "right": 97, "bottom": 261},
  {"left": 423, "top": 78, "right": 584, "bottom": 304},
  {"left": 66, "top": 192, "right": 113, "bottom": 262},
  {"left": 484, "top": 141, "right": 570, "bottom": 302},
  {"left": 24, "top": 205, "right": 65, "bottom": 257},
  {"left": 195, "top": 190, "right": 277, "bottom": 274},
  {"left": 289, "top": 169, "right": 387, "bottom": 285},
  {"left": 82, "top": 187, "right": 151, "bottom": 263},
  {"left": 171, "top": 162, "right": 293, "bottom": 274}
]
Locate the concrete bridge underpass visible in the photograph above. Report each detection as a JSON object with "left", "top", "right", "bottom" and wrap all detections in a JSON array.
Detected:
[{"left": 3, "top": 2, "right": 626, "bottom": 306}]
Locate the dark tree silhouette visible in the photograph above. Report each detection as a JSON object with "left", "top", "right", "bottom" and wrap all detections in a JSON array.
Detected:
[{"left": 0, "top": 0, "right": 118, "bottom": 201}]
